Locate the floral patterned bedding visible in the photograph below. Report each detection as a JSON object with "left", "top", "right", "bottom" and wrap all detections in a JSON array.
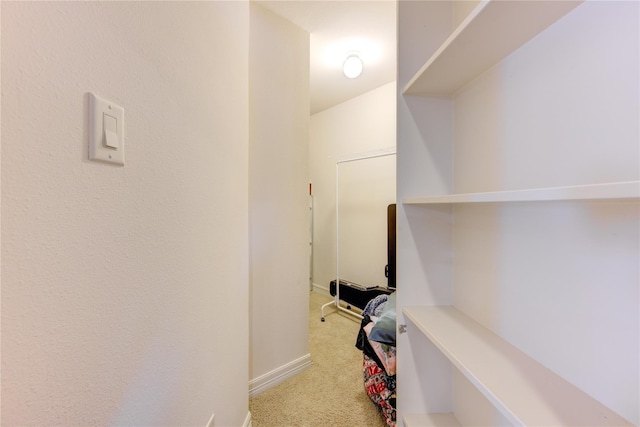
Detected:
[{"left": 356, "top": 294, "right": 397, "bottom": 427}]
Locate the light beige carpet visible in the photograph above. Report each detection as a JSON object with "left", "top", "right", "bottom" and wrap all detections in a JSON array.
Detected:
[{"left": 249, "top": 291, "right": 387, "bottom": 427}]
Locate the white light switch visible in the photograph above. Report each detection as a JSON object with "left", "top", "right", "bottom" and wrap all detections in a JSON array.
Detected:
[
  {"left": 103, "top": 113, "right": 119, "bottom": 149},
  {"left": 89, "top": 93, "right": 124, "bottom": 165}
]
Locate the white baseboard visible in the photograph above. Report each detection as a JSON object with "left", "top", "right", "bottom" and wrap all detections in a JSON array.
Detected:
[
  {"left": 249, "top": 353, "right": 312, "bottom": 397},
  {"left": 206, "top": 412, "right": 215, "bottom": 427},
  {"left": 312, "top": 282, "right": 330, "bottom": 297},
  {"left": 205, "top": 410, "right": 251, "bottom": 427}
]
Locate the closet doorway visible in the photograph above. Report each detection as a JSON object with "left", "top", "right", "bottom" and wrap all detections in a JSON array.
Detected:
[{"left": 316, "top": 147, "right": 396, "bottom": 321}]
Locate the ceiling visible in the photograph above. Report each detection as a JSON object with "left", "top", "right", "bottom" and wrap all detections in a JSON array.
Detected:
[{"left": 257, "top": 0, "right": 397, "bottom": 114}]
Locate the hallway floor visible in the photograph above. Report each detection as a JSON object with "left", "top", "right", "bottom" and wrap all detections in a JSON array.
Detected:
[{"left": 249, "top": 291, "right": 387, "bottom": 427}]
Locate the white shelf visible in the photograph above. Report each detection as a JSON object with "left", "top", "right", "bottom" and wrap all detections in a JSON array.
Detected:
[
  {"left": 403, "top": 413, "right": 461, "bottom": 427},
  {"left": 403, "top": 306, "right": 633, "bottom": 426},
  {"left": 402, "top": 0, "right": 583, "bottom": 96},
  {"left": 403, "top": 181, "right": 640, "bottom": 205}
]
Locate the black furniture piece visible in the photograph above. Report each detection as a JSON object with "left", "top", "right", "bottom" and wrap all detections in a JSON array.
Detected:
[
  {"left": 386, "top": 204, "right": 396, "bottom": 289},
  {"left": 329, "top": 279, "right": 393, "bottom": 312},
  {"left": 320, "top": 203, "right": 397, "bottom": 322}
]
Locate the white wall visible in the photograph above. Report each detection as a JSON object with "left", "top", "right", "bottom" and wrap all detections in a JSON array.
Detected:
[
  {"left": 310, "top": 82, "right": 396, "bottom": 294},
  {"left": 452, "top": 2, "right": 638, "bottom": 421},
  {"left": 249, "top": 4, "right": 311, "bottom": 388},
  {"left": 1, "top": 2, "right": 250, "bottom": 426}
]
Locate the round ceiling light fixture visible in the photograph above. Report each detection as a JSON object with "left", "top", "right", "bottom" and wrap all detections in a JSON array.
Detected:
[{"left": 343, "top": 52, "right": 363, "bottom": 79}]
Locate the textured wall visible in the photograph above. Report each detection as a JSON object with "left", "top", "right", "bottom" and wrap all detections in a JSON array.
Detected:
[
  {"left": 248, "top": 3, "right": 311, "bottom": 382},
  {"left": 1, "top": 2, "right": 249, "bottom": 426}
]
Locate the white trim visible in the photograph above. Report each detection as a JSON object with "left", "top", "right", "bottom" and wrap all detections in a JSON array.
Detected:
[
  {"left": 312, "top": 283, "right": 330, "bottom": 297},
  {"left": 248, "top": 354, "right": 312, "bottom": 397},
  {"left": 206, "top": 410, "right": 250, "bottom": 427},
  {"left": 403, "top": 181, "right": 640, "bottom": 205},
  {"left": 243, "top": 411, "right": 252, "bottom": 427},
  {"left": 335, "top": 146, "right": 396, "bottom": 164}
]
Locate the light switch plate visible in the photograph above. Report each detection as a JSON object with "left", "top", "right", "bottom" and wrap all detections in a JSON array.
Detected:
[{"left": 89, "top": 93, "right": 124, "bottom": 165}]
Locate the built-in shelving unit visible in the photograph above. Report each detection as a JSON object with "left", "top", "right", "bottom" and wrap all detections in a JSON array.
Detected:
[
  {"left": 402, "top": 0, "right": 583, "bottom": 96},
  {"left": 403, "top": 181, "right": 640, "bottom": 205},
  {"left": 403, "top": 413, "right": 461, "bottom": 427},
  {"left": 397, "top": 0, "right": 639, "bottom": 425},
  {"left": 403, "top": 306, "right": 633, "bottom": 426}
]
